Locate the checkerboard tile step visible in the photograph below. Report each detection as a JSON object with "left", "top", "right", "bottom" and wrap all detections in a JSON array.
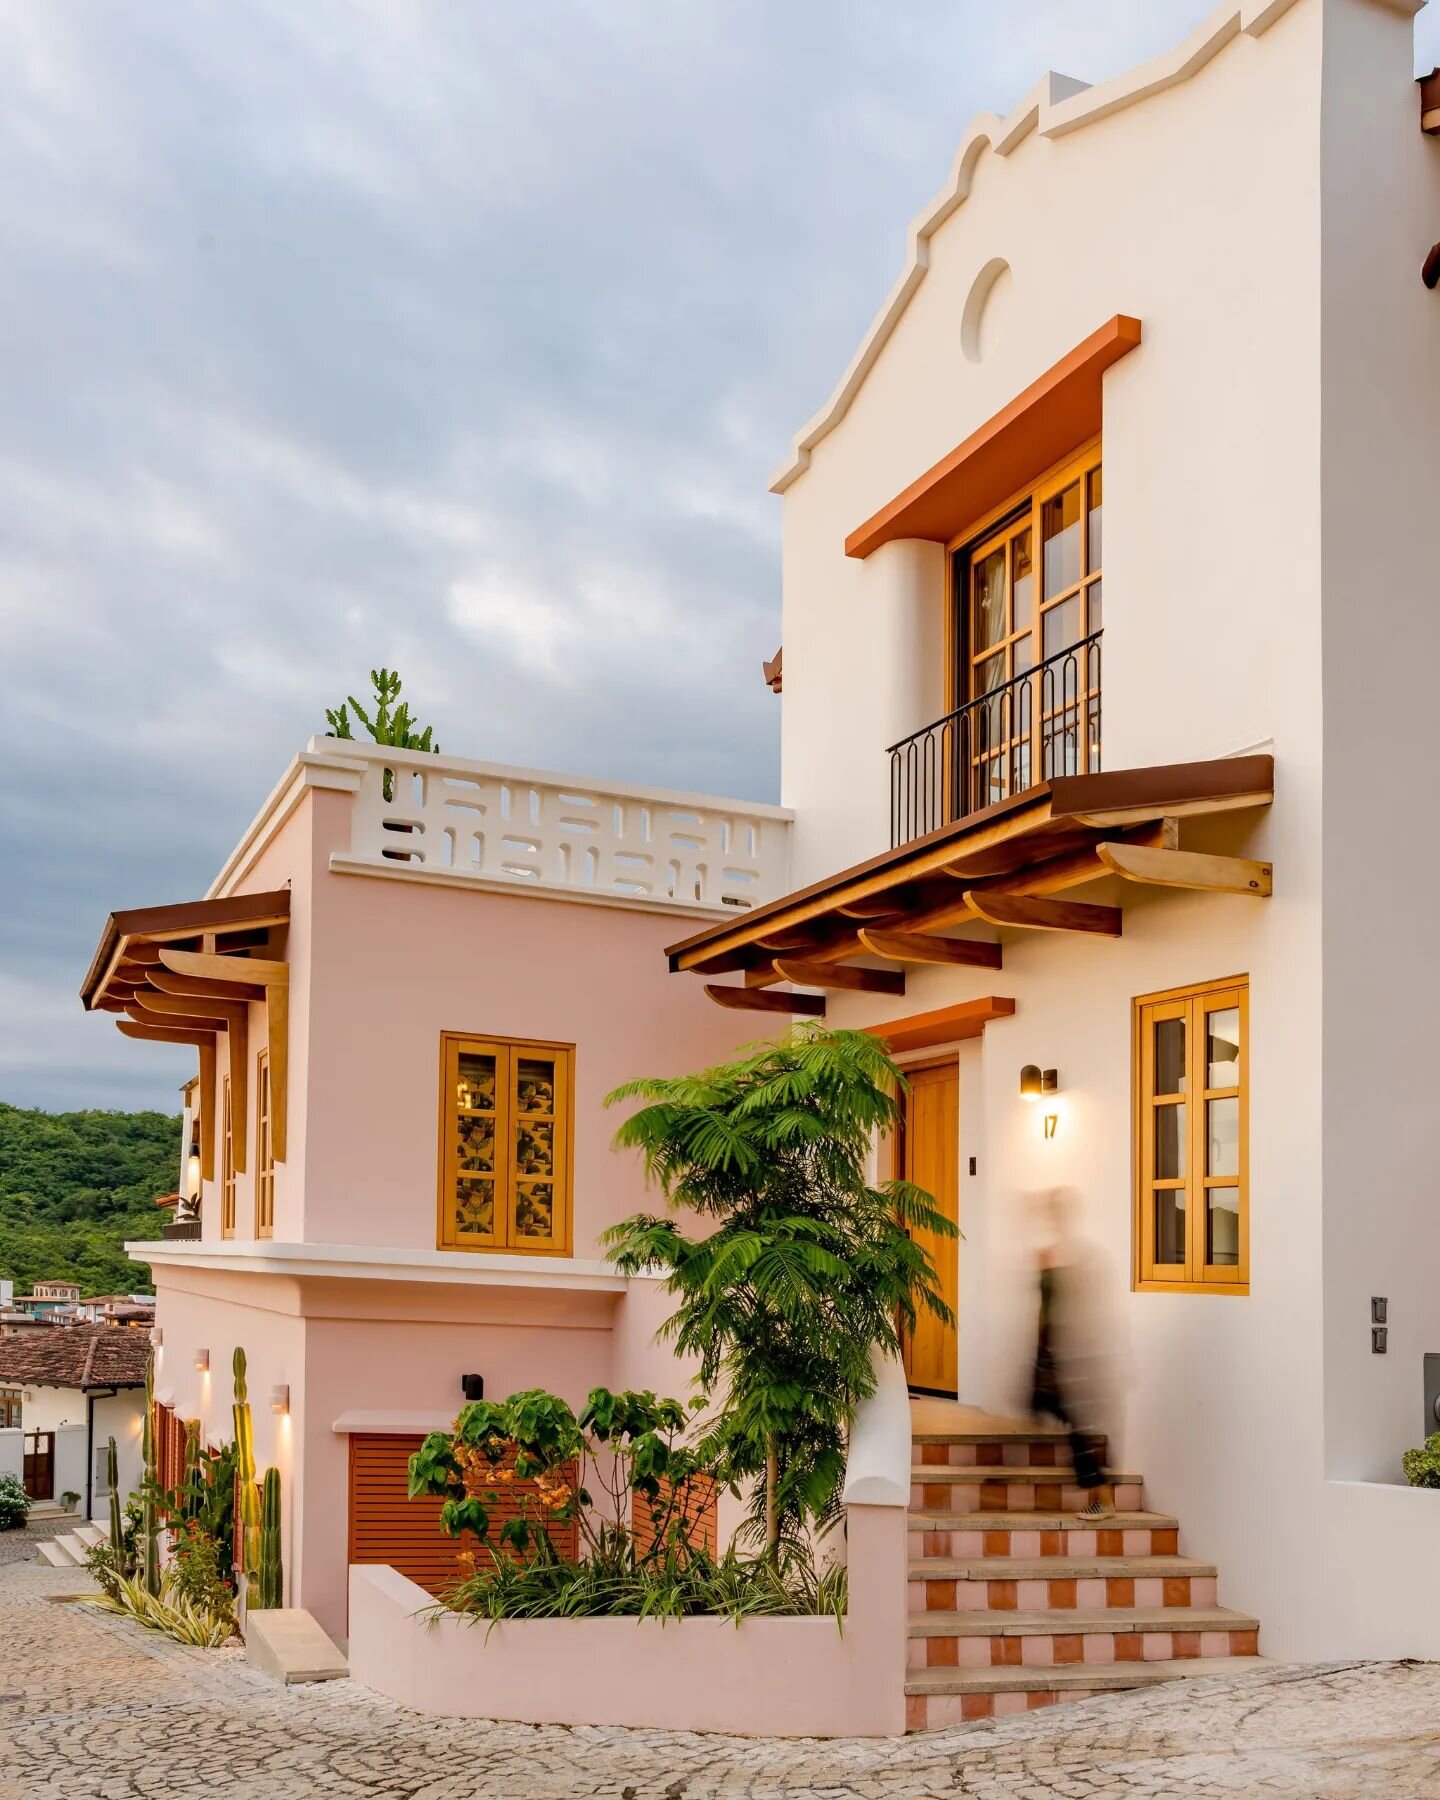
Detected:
[
  {"left": 910, "top": 1468, "right": 1145, "bottom": 1513},
  {"left": 908, "top": 1510, "right": 1180, "bottom": 1560},
  {"left": 913, "top": 1437, "right": 1107, "bottom": 1469},
  {"left": 909, "top": 1555, "right": 1218, "bottom": 1615},
  {"left": 902, "top": 1656, "right": 1278, "bottom": 1730},
  {"left": 906, "top": 1605, "right": 1260, "bottom": 1670}
]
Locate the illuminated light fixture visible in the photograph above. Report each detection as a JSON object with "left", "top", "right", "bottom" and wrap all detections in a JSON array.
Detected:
[
  {"left": 194, "top": 1348, "right": 210, "bottom": 1372},
  {"left": 270, "top": 1384, "right": 290, "bottom": 1415},
  {"left": 185, "top": 1148, "right": 202, "bottom": 1198},
  {"left": 1020, "top": 1065, "right": 1059, "bottom": 1101},
  {"left": 150, "top": 1326, "right": 164, "bottom": 1349}
]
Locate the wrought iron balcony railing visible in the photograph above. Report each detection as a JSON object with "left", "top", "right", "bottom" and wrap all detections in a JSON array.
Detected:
[{"left": 888, "top": 631, "right": 1102, "bottom": 849}]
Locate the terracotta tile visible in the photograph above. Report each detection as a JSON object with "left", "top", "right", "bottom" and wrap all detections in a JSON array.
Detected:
[
  {"left": 1106, "top": 1577, "right": 1135, "bottom": 1607},
  {"left": 1200, "top": 1630, "right": 1231, "bottom": 1657},
  {"left": 1083, "top": 1632, "right": 1115, "bottom": 1664},
  {"left": 1031, "top": 1442, "right": 1056, "bottom": 1467},
  {"left": 923, "top": 1533, "right": 946, "bottom": 1557},
  {"left": 1115, "top": 1483, "right": 1143, "bottom": 1510},
  {"left": 1230, "top": 1629, "right": 1259, "bottom": 1655},
  {"left": 925, "top": 1579, "right": 956, "bottom": 1611},
  {"left": 1076, "top": 1578, "right": 1107, "bottom": 1607},
  {"left": 1122, "top": 1530, "right": 1148, "bottom": 1556},
  {"left": 979, "top": 1481, "right": 1008, "bottom": 1511},
  {"left": 951, "top": 1531, "right": 983, "bottom": 1557},
  {"left": 905, "top": 1694, "right": 928, "bottom": 1732},
  {"left": 1163, "top": 1577, "right": 1191, "bottom": 1608},
  {"left": 958, "top": 1637, "right": 990, "bottom": 1668},
  {"left": 1068, "top": 1530, "right": 1097, "bottom": 1557},
  {"left": 987, "top": 1579, "right": 1018, "bottom": 1610},
  {"left": 1134, "top": 1578, "right": 1164, "bottom": 1608},
  {"left": 1172, "top": 1631, "right": 1201, "bottom": 1659},
  {"left": 992, "top": 1635, "right": 1022, "bottom": 1666},
  {"left": 1052, "top": 1634, "right": 1085, "bottom": 1664},
  {"left": 1143, "top": 1632, "right": 1173, "bottom": 1661},
  {"left": 961, "top": 1693, "right": 994, "bottom": 1721},
  {"left": 1191, "top": 1577, "right": 1218, "bottom": 1607},
  {"left": 1007, "top": 1483, "right": 1036, "bottom": 1510},
  {"left": 983, "top": 1530, "right": 1010, "bottom": 1556},
  {"left": 923, "top": 1483, "right": 948, "bottom": 1510},
  {"left": 927, "top": 1694, "right": 968, "bottom": 1729},
  {"left": 921, "top": 1442, "right": 946, "bottom": 1466},
  {"left": 1002, "top": 1443, "right": 1027, "bottom": 1468},
  {"left": 1027, "top": 1689, "right": 1058, "bottom": 1709},
  {"left": 927, "top": 1635, "right": 958, "bottom": 1667},
  {"left": 977, "top": 1442, "right": 1003, "bottom": 1466},
  {"left": 1019, "top": 1634, "right": 1052, "bottom": 1666},
  {"left": 1040, "top": 1530, "right": 1064, "bottom": 1557},
  {"left": 1115, "top": 1632, "right": 1144, "bottom": 1661},
  {"left": 1153, "top": 1529, "right": 1179, "bottom": 1555},
  {"left": 1017, "top": 1579, "right": 1049, "bottom": 1609},
  {"left": 1048, "top": 1578, "right": 1077, "bottom": 1609},
  {"left": 1011, "top": 1531, "right": 1042, "bottom": 1559},
  {"left": 993, "top": 1691, "right": 1028, "bottom": 1716}
]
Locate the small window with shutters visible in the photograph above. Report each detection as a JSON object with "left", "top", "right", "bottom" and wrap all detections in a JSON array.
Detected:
[{"left": 437, "top": 1034, "right": 573, "bottom": 1255}]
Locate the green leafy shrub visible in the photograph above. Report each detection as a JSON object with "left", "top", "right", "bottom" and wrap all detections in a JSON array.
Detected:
[
  {"left": 168, "top": 1521, "right": 235, "bottom": 1623},
  {"left": 80, "top": 1570, "right": 234, "bottom": 1647},
  {"left": 0, "top": 1473, "right": 31, "bottom": 1530},
  {"left": 1403, "top": 1432, "right": 1440, "bottom": 1489}
]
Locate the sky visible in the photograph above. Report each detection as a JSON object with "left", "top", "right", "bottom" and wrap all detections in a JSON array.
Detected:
[{"left": 1, "top": 1, "right": 1435, "bottom": 1114}]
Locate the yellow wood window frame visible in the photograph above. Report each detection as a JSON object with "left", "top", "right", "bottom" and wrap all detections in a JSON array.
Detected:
[
  {"left": 255, "top": 1048, "right": 274, "bottom": 1240},
  {"left": 221, "top": 1075, "right": 236, "bottom": 1240},
  {"left": 437, "top": 1033, "right": 574, "bottom": 1256},
  {"left": 1133, "top": 976, "right": 1249, "bottom": 1294}
]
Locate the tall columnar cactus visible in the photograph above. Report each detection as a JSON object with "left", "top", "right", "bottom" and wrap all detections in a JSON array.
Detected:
[
  {"left": 257, "top": 1467, "right": 284, "bottom": 1610},
  {"left": 180, "top": 1418, "right": 203, "bottom": 1522},
  {"left": 140, "top": 1356, "right": 161, "bottom": 1596},
  {"left": 232, "top": 1347, "right": 261, "bottom": 1608},
  {"left": 105, "top": 1436, "right": 125, "bottom": 1573}
]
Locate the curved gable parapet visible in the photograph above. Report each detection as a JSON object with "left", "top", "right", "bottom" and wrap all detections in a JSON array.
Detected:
[{"left": 768, "top": 0, "right": 1306, "bottom": 496}]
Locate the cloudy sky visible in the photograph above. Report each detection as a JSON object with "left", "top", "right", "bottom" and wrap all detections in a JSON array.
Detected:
[{"left": 2, "top": 1, "right": 1433, "bottom": 1114}]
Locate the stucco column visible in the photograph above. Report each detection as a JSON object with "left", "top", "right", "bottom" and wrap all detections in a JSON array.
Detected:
[{"left": 861, "top": 537, "right": 946, "bottom": 850}]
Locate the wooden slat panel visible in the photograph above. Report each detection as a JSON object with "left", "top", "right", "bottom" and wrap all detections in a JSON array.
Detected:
[{"left": 631, "top": 1474, "right": 719, "bottom": 1559}]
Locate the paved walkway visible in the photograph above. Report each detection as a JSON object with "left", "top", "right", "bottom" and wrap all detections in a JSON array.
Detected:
[{"left": 3, "top": 1560, "right": 1440, "bottom": 1798}]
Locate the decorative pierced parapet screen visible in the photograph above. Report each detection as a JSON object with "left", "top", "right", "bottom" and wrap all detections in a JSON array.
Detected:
[{"left": 339, "top": 746, "right": 791, "bottom": 911}]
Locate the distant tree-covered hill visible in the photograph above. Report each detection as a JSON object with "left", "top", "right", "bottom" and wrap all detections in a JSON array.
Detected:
[{"left": 0, "top": 1102, "right": 180, "bottom": 1296}]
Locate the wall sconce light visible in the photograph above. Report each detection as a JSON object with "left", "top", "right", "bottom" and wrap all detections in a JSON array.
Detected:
[
  {"left": 461, "top": 1372, "right": 485, "bottom": 1401},
  {"left": 270, "top": 1384, "right": 290, "bottom": 1415},
  {"left": 1020, "top": 1065, "right": 1059, "bottom": 1101},
  {"left": 194, "top": 1348, "right": 209, "bottom": 1372},
  {"left": 185, "top": 1147, "right": 202, "bottom": 1199},
  {"left": 150, "top": 1326, "right": 164, "bottom": 1349}
]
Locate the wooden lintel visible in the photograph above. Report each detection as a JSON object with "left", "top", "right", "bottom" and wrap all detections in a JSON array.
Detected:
[
  {"left": 1095, "top": 843, "right": 1272, "bottom": 897},
  {"left": 159, "top": 947, "right": 288, "bottom": 986},
  {"left": 967, "top": 893, "right": 1122, "bottom": 937},
  {"left": 150, "top": 969, "right": 267, "bottom": 1005},
  {"left": 704, "top": 983, "right": 826, "bottom": 1016},
  {"left": 772, "top": 959, "right": 905, "bottom": 996},
  {"left": 863, "top": 995, "right": 1016, "bottom": 1054},
  {"left": 856, "top": 929, "right": 1003, "bottom": 970}
]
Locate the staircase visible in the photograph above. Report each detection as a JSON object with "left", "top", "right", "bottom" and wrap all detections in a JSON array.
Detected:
[
  {"left": 35, "top": 1519, "right": 108, "bottom": 1570},
  {"left": 905, "top": 1415, "right": 1267, "bottom": 1730}
]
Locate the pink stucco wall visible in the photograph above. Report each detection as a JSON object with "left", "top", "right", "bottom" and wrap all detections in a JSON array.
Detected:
[{"left": 348, "top": 1502, "right": 909, "bottom": 1736}]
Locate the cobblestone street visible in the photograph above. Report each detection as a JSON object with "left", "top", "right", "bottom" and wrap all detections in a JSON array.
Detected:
[{"left": 4, "top": 1558, "right": 1440, "bottom": 1799}]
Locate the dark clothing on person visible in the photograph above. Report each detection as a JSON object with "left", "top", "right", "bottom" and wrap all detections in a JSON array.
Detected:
[{"left": 1031, "top": 1265, "right": 1105, "bottom": 1493}]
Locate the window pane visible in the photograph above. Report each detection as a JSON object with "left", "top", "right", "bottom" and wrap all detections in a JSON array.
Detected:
[
  {"left": 1087, "top": 467, "right": 1103, "bottom": 572},
  {"left": 1155, "top": 1189, "right": 1186, "bottom": 1264},
  {"left": 1043, "top": 483, "right": 1082, "bottom": 597},
  {"left": 516, "top": 1058, "right": 556, "bottom": 1114},
  {"left": 973, "top": 549, "right": 1006, "bottom": 651},
  {"left": 1206, "top": 1009, "right": 1241, "bottom": 1090},
  {"left": 1042, "top": 596, "right": 1080, "bottom": 662},
  {"left": 457, "top": 1052, "right": 496, "bottom": 1112},
  {"left": 975, "top": 652, "right": 1006, "bottom": 696},
  {"left": 1207, "top": 1189, "right": 1240, "bottom": 1266},
  {"left": 1154, "top": 1103, "right": 1186, "bottom": 1180},
  {"left": 1013, "top": 633, "right": 1035, "bottom": 676},
  {"left": 1013, "top": 530, "right": 1034, "bottom": 631},
  {"left": 457, "top": 1114, "right": 495, "bottom": 1173},
  {"left": 1207, "top": 1096, "right": 1240, "bottom": 1179},
  {"left": 1154, "top": 1017, "right": 1186, "bottom": 1095},
  {"left": 1086, "top": 578, "right": 1102, "bottom": 636},
  {"left": 454, "top": 1177, "right": 495, "bottom": 1236},
  {"left": 514, "top": 1181, "right": 555, "bottom": 1241},
  {"left": 516, "top": 1117, "right": 554, "bottom": 1177}
]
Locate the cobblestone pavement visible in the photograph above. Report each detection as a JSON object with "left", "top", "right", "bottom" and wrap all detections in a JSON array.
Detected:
[
  {"left": 0, "top": 1517, "right": 67, "bottom": 1567},
  {"left": 4, "top": 1560, "right": 1440, "bottom": 1800}
]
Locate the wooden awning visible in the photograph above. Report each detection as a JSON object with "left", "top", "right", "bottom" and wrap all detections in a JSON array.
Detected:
[
  {"left": 80, "top": 890, "right": 292, "bottom": 1174},
  {"left": 667, "top": 756, "right": 1273, "bottom": 1017}
]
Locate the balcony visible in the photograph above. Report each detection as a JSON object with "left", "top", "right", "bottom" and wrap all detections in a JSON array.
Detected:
[{"left": 888, "top": 632, "right": 1102, "bottom": 848}]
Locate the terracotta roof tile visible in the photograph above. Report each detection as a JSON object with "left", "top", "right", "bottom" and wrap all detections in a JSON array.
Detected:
[{"left": 0, "top": 1326, "right": 150, "bottom": 1390}]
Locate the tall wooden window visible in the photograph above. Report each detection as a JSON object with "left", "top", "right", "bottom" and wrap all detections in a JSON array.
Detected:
[
  {"left": 221, "top": 1076, "right": 237, "bottom": 1240},
  {"left": 0, "top": 1389, "right": 20, "bottom": 1428},
  {"left": 255, "top": 1049, "right": 274, "bottom": 1240},
  {"left": 1134, "top": 977, "right": 1248, "bottom": 1293},
  {"left": 438, "top": 1035, "right": 573, "bottom": 1255},
  {"left": 951, "top": 443, "right": 1103, "bottom": 813}
]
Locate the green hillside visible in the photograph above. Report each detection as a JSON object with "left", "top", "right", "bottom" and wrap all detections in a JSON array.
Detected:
[{"left": 0, "top": 1101, "right": 180, "bottom": 1296}]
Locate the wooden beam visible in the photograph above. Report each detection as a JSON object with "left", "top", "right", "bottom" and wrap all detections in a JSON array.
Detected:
[
  {"left": 158, "top": 948, "right": 288, "bottom": 986},
  {"left": 1071, "top": 792, "right": 1271, "bottom": 829},
  {"left": 1095, "top": 843, "right": 1273, "bottom": 897},
  {"left": 967, "top": 893, "right": 1122, "bottom": 937},
  {"left": 266, "top": 977, "right": 288, "bottom": 1163},
  {"left": 126, "top": 1002, "right": 222, "bottom": 1035},
  {"left": 229, "top": 1004, "right": 248, "bottom": 1175},
  {"left": 772, "top": 960, "right": 905, "bottom": 996},
  {"left": 856, "top": 929, "right": 1003, "bottom": 970},
  {"left": 139, "top": 990, "right": 250, "bottom": 1034},
  {"left": 198, "top": 1039, "right": 216, "bottom": 1183},
  {"left": 752, "top": 926, "right": 830, "bottom": 954},
  {"left": 833, "top": 895, "right": 911, "bottom": 920},
  {"left": 117, "top": 1020, "right": 213, "bottom": 1047},
  {"left": 150, "top": 969, "right": 268, "bottom": 1004},
  {"left": 704, "top": 984, "right": 825, "bottom": 1016}
]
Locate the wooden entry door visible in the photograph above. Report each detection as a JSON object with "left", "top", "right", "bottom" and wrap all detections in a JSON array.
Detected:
[
  {"left": 23, "top": 1431, "right": 54, "bottom": 1501},
  {"left": 899, "top": 1061, "right": 960, "bottom": 1394}
]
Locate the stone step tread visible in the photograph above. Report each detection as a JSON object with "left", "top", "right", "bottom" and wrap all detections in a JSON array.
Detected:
[
  {"left": 36, "top": 1540, "right": 80, "bottom": 1568},
  {"left": 905, "top": 1655, "right": 1277, "bottom": 1697},
  {"left": 909, "top": 1509, "right": 1176, "bottom": 1532},
  {"left": 911, "top": 1466, "right": 1142, "bottom": 1483},
  {"left": 911, "top": 1554, "right": 1216, "bottom": 1582},
  {"left": 909, "top": 1605, "right": 1257, "bottom": 1638},
  {"left": 53, "top": 1534, "right": 90, "bottom": 1562},
  {"left": 73, "top": 1523, "right": 107, "bottom": 1546}
]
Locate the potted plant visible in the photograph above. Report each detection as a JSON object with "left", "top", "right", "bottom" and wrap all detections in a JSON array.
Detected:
[
  {"left": 324, "top": 667, "right": 440, "bottom": 857},
  {"left": 61, "top": 1489, "right": 81, "bottom": 1513}
]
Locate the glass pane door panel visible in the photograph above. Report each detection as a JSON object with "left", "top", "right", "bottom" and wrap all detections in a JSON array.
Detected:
[
  {"left": 1207, "top": 1096, "right": 1240, "bottom": 1178},
  {"left": 1154, "top": 1018, "right": 1186, "bottom": 1095},
  {"left": 976, "top": 653, "right": 1006, "bottom": 696},
  {"left": 515, "top": 1118, "right": 554, "bottom": 1177},
  {"left": 1042, "top": 483, "right": 1082, "bottom": 596},
  {"left": 516, "top": 1057, "right": 556, "bottom": 1114},
  {"left": 1154, "top": 1189, "right": 1186, "bottom": 1264},
  {"left": 1207, "top": 1189, "right": 1241, "bottom": 1266},
  {"left": 973, "top": 549, "right": 1007, "bottom": 651},
  {"left": 456, "top": 1114, "right": 496, "bottom": 1172},
  {"left": 1086, "top": 578, "right": 1102, "bottom": 635},
  {"left": 514, "top": 1181, "right": 556, "bottom": 1242},
  {"left": 1154, "top": 1104, "right": 1186, "bottom": 1180},
  {"left": 457, "top": 1053, "right": 497, "bottom": 1111},
  {"left": 1013, "top": 530, "right": 1034, "bottom": 630},
  {"left": 454, "top": 1176, "right": 496, "bottom": 1237},
  {"left": 1206, "top": 1009, "right": 1241, "bottom": 1089},
  {"left": 1087, "top": 468, "right": 1103, "bottom": 572},
  {"left": 1042, "top": 596, "right": 1081, "bottom": 662}
]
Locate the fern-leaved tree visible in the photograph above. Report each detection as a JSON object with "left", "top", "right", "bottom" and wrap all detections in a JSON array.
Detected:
[{"left": 604, "top": 1024, "right": 955, "bottom": 1558}]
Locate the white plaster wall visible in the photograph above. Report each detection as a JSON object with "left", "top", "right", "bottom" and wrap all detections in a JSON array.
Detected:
[
  {"left": 779, "top": 0, "right": 1324, "bottom": 885},
  {"left": 92, "top": 1390, "right": 146, "bottom": 1518},
  {"left": 0, "top": 1427, "right": 21, "bottom": 1486}
]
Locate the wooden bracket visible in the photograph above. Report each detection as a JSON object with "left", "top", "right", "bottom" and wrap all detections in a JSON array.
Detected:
[
  {"left": 856, "top": 929, "right": 1002, "bottom": 969},
  {"left": 967, "top": 893, "right": 1122, "bottom": 937},
  {"left": 704, "top": 984, "right": 826, "bottom": 1016},
  {"left": 771, "top": 959, "right": 905, "bottom": 996},
  {"left": 1095, "top": 842, "right": 1272, "bottom": 897}
]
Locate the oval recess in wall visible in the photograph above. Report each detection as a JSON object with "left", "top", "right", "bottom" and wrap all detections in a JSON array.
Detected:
[{"left": 961, "top": 257, "right": 1012, "bottom": 365}]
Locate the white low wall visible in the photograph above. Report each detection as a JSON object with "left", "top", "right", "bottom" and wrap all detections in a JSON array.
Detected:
[{"left": 349, "top": 1502, "right": 907, "bottom": 1737}]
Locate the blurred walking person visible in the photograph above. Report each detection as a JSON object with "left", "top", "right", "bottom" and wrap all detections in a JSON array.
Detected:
[{"left": 1029, "top": 1188, "right": 1116, "bottom": 1522}]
